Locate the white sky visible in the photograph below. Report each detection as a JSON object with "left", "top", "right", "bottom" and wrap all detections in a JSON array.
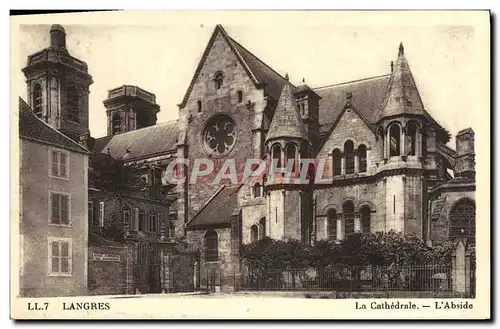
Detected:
[{"left": 14, "top": 11, "right": 488, "bottom": 147}]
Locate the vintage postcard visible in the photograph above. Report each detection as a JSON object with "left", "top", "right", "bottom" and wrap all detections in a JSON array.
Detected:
[{"left": 10, "top": 10, "right": 490, "bottom": 320}]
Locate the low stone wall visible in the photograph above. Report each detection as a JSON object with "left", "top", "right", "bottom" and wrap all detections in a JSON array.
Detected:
[{"left": 88, "top": 245, "right": 130, "bottom": 295}]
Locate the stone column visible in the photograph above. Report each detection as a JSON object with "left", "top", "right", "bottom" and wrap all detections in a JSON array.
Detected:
[
  {"left": 354, "top": 154, "right": 359, "bottom": 173},
  {"left": 452, "top": 239, "right": 469, "bottom": 294},
  {"left": 107, "top": 112, "right": 112, "bottom": 136},
  {"left": 336, "top": 216, "right": 343, "bottom": 240},
  {"left": 385, "top": 129, "right": 391, "bottom": 161},
  {"left": 341, "top": 157, "right": 345, "bottom": 175},
  {"left": 416, "top": 128, "right": 422, "bottom": 157},
  {"left": 401, "top": 126, "right": 406, "bottom": 157},
  {"left": 354, "top": 212, "right": 361, "bottom": 232}
]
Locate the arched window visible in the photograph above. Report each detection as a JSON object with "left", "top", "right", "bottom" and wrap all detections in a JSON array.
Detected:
[
  {"left": 250, "top": 225, "right": 258, "bottom": 243},
  {"left": 344, "top": 141, "right": 355, "bottom": 174},
  {"left": 259, "top": 218, "right": 266, "bottom": 239},
  {"left": 360, "top": 206, "right": 371, "bottom": 233},
  {"left": 343, "top": 201, "right": 355, "bottom": 236},
  {"left": 67, "top": 83, "right": 79, "bottom": 123},
  {"left": 358, "top": 145, "right": 367, "bottom": 173},
  {"left": 112, "top": 113, "right": 121, "bottom": 135},
  {"left": 33, "top": 83, "right": 42, "bottom": 116},
  {"left": 449, "top": 198, "right": 475, "bottom": 244},
  {"left": 237, "top": 90, "right": 243, "bottom": 103},
  {"left": 406, "top": 122, "right": 418, "bottom": 156},
  {"left": 205, "top": 230, "right": 218, "bottom": 262},
  {"left": 285, "top": 143, "right": 296, "bottom": 172},
  {"left": 272, "top": 144, "right": 282, "bottom": 168},
  {"left": 332, "top": 149, "right": 342, "bottom": 176},
  {"left": 253, "top": 182, "right": 261, "bottom": 198},
  {"left": 214, "top": 72, "right": 224, "bottom": 90},
  {"left": 327, "top": 209, "right": 337, "bottom": 240},
  {"left": 197, "top": 100, "right": 202, "bottom": 113},
  {"left": 389, "top": 124, "right": 401, "bottom": 157}
]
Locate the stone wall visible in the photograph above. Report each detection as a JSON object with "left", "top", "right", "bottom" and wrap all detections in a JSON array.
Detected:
[{"left": 88, "top": 245, "right": 129, "bottom": 295}]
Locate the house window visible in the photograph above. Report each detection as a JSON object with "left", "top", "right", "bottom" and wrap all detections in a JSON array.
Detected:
[
  {"left": 259, "top": 218, "right": 266, "bottom": 239},
  {"left": 332, "top": 148, "right": 342, "bottom": 176},
  {"left": 153, "top": 168, "right": 162, "bottom": 186},
  {"left": 360, "top": 206, "right": 371, "bottom": 233},
  {"left": 327, "top": 209, "right": 337, "bottom": 240},
  {"left": 33, "top": 83, "right": 42, "bottom": 117},
  {"left": 205, "top": 230, "right": 218, "bottom": 262},
  {"left": 88, "top": 201, "right": 94, "bottom": 226},
  {"left": 250, "top": 225, "right": 258, "bottom": 243},
  {"left": 344, "top": 141, "right": 355, "bottom": 174},
  {"left": 50, "top": 192, "right": 70, "bottom": 225},
  {"left": 50, "top": 150, "right": 69, "bottom": 179},
  {"left": 389, "top": 124, "right": 401, "bottom": 157},
  {"left": 214, "top": 72, "right": 224, "bottom": 90},
  {"left": 48, "top": 237, "right": 72, "bottom": 276},
  {"left": 343, "top": 201, "right": 355, "bottom": 236},
  {"left": 98, "top": 202, "right": 104, "bottom": 227},
  {"left": 67, "top": 83, "right": 79, "bottom": 123},
  {"left": 197, "top": 100, "right": 202, "bottom": 113},
  {"left": 237, "top": 90, "right": 243, "bottom": 103},
  {"left": 358, "top": 144, "right": 367, "bottom": 173},
  {"left": 133, "top": 208, "right": 139, "bottom": 231}
]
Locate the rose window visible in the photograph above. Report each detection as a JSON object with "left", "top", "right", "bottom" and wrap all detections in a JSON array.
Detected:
[{"left": 203, "top": 114, "right": 237, "bottom": 157}]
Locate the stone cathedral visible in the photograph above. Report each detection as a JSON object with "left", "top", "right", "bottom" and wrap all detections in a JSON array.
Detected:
[{"left": 23, "top": 24, "right": 476, "bottom": 285}]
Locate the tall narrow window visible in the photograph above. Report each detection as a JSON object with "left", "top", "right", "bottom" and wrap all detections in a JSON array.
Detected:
[
  {"left": 343, "top": 201, "right": 355, "bottom": 236},
  {"left": 33, "top": 83, "right": 42, "bottom": 117},
  {"left": 327, "top": 209, "right": 337, "bottom": 240},
  {"left": 205, "top": 230, "right": 218, "bottom": 262},
  {"left": 253, "top": 182, "right": 261, "bottom": 198},
  {"left": 389, "top": 124, "right": 401, "bottom": 157},
  {"left": 50, "top": 192, "right": 70, "bottom": 225},
  {"left": 123, "top": 209, "right": 131, "bottom": 230},
  {"left": 214, "top": 72, "right": 224, "bottom": 90},
  {"left": 250, "top": 225, "right": 258, "bottom": 243},
  {"left": 112, "top": 113, "right": 121, "bottom": 135},
  {"left": 259, "top": 218, "right": 266, "bottom": 239},
  {"left": 197, "top": 100, "right": 202, "bottom": 113},
  {"left": 50, "top": 150, "right": 69, "bottom": 178},
  {"left": 88, "top": 201, "right": 94, "bottom": 226},
  {"left": 98, "top": 202, "right": 104, "bottom": 227},
  {"left": 449, "top": 198, "right": 476, "bottom": 244},
  {"left": 344, "top": 141, "right": 355, "bottom": 174},
  {"left": 272, "top": 144, "right": 282, "bottom": 168},
  {"left": 332, "top": 149, "right": 342, "bottom": 176},
  {"left": 168, "top": 221, "right": 176, "bottom": 238},
  {"left": 133, "top": 208, "right": 139, "bottom": 231},
  {"left": 360, "top": 206, "right": 371, "bottom": 233},
  {"left": 237, "top": 90, "right": 243, "bottom": 103},
  {"left": 138, "top": 211, "right": 145, "bottom": 231},
  {"left": 406, "top": 122, "right": 418, "bottom": 156},
  {"left": 285, "top": 143, "right": 296, "bottom": 172},
  {"left": 67, "top": 83, "right": 79, "bottom": 123},
  {"left": 358, "top": 144, "right": 367, "bottom": 173}
]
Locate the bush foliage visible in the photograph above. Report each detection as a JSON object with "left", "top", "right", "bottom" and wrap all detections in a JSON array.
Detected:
[{"left": 239, "top": 231, "right": 456, "bottom": 273}]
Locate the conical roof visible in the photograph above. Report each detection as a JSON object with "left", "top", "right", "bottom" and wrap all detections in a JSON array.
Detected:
[
  {"left": 266, "top": 74, "right": 309, "bottom": 142},
  {"left": 377, "top": 42, "right": 426, "bottom": 121}
]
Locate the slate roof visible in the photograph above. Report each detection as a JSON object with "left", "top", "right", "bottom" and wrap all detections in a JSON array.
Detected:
[
  {"left": 266, "top": 76, "right": 309, "bottom": 142},
  {"left": 93, "top": 120, "right": 179, "bottom": 160},
  {"left": 187, "top": 185, "right": 242, "bottom": 228},
  {"left": 314, "top": 74, "right": 391, "bottom": 126},
  {"left": 18, "top": 97, "right": 88, "bottom": 154},
  {"left": 377, "top": 43, "right": 426, "bottom": 121}
]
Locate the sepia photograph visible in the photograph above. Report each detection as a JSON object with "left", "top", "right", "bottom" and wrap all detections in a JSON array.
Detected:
[{"left": 9, "top": 10, "right": 490, "bottom": 319}]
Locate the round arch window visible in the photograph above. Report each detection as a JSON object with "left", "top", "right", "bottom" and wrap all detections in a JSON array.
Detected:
[{"left": 203, "top": 114, "right": 237, "bottom": 157}]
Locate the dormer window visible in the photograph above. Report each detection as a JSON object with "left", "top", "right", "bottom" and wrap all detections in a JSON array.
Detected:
[{"left": 214, "top": 71, "right": 224, "bottom": 90}]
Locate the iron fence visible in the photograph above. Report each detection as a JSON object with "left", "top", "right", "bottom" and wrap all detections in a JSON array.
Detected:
[{"left": 237, "top": 265, "right": 454, "bottom": 293}]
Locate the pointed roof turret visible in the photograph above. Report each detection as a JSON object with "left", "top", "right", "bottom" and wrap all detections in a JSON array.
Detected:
[
  {"left": 377, "top": 42, "right": 425, "bottom": 121},
  {"left": 266, "top": 74, "right": 309, "bottom": 142}
]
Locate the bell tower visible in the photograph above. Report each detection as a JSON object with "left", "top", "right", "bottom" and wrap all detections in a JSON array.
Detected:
[{"left": 22, "top": 24, "right": 93, "bottom": 142}]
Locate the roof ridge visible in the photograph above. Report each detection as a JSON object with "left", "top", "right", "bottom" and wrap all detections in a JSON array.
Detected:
[
  {"left": 19, "top": 98, "right": 88, "bottom": 153},
  {"left": 227, "top": 35, "right": 293, "bottom": 87},
  {"left": 95, "top": 119, "right": 179, "bottom": 140},
  {"left": 313, "top": 74, "right": 391, "bottom": 91}
]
